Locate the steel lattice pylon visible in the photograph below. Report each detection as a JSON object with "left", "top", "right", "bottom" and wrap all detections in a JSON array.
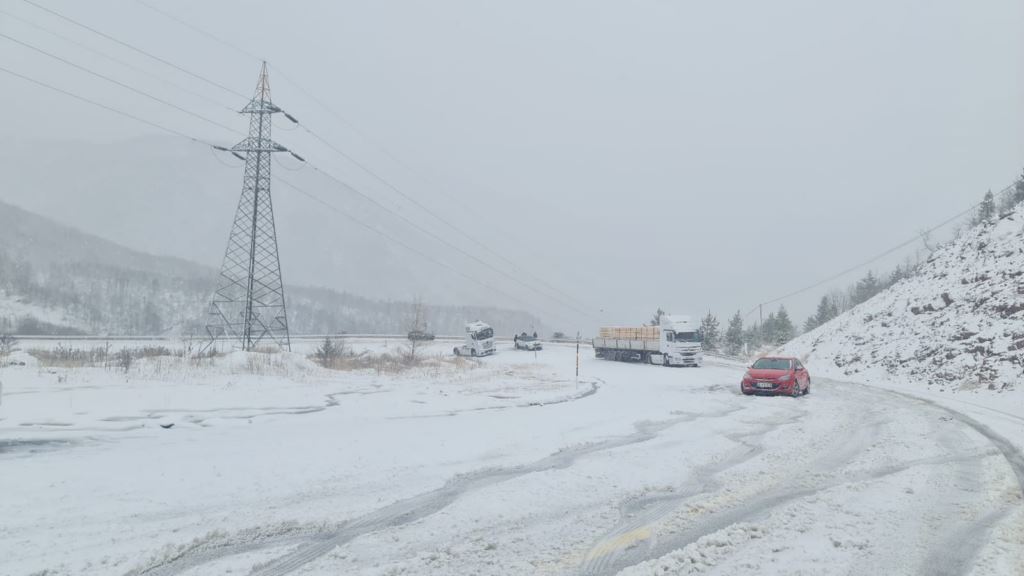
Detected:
[{"left": 205, "top": 62, "right": 291, "bottom": 351}]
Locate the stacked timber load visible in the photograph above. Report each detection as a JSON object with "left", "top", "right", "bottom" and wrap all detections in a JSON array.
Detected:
[{"left": 598, "top": 326, "right": 660, "bottom": 340}]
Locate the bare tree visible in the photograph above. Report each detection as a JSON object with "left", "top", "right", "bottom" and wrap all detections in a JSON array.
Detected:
[
  {"left": 404, "top": 296, "right": 428, "bottom": 365},
  {"left": 116, "top": 347, "right": 133, "bottom": 373},
  {"left": 0, "top": 334, "right": 18, "bottom": 356},
  {"left": 649, "top": 308, "right": 666, "bottom": 326}
]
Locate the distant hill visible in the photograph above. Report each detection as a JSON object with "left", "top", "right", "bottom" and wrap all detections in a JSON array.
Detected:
[
  {"left": 0, "top": 136, "right": 519, "bottom": 309},
  {"left": 784, "top": 202, "right": 1024, "bottom": 391},
  {"left": 0, "top": 199, "right": 544, "bottom": 337}
]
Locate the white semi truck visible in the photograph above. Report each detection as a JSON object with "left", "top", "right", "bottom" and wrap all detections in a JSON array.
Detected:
[
  {"left": 453, "top": 321, "right": 496, "bottom": 357},
  {"left": 593, "top": 314, "right": 703, "bottom": 367}
]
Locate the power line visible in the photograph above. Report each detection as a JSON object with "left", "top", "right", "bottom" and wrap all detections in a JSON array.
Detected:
[
  {"left": 272, "top": 175, "right": 580, "bottom": 326},
  {"left": 0, "top": 7, "right": 238, "bottom": 113},
  {"left": 269, "top": 64, "right": 583, "bottom": 301},
  {"left": 0, "top": 31, "right": 243, "bottom": 137},
  {"left": 19, "top": 0, "right": 247, "bottom": 99},
  {"left": 748, "top": 182, "right": 1018, "bottom": 315},
  {"left": 2, "top": 61, "right": 579, "bottom": 324},
  {"left": 272, "top": 72, "right": 593, "bottom": 315},
  {"left": 291, "top": 121, "right": 591, "bottom": 314},
  {"left": 0, "top": 63, "right": 215, "bottom": 144},
  {"left": 122, "top": 1, "right": 595, "bottom": 317},
  {"left": 132, "top": 0, "right": 264, "bottom": 63},
  {"left": 302, "top": 159, "right": 598, "bottom": 319}
]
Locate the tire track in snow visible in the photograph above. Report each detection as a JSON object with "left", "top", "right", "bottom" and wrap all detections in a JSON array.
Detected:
[
  {"left": 920, "top": 507, "right": 1015, "bottom": 576},
  {"left": 588, "top": 380, "right": 1022, "bottom": 576},
  {"left": 865, "top": 383, "right": 1024, "bottom": 493},
  {"left": 576, "top": 410, "right": 811, "bottom": 575},
  {"left": 853, "top": 382, "right": 1024, "bottom": 576},
  {"left": 604, "top": 451, "right": 993, "bottom": 576},
  {"left": 386, "top": 379, "right": 601, "bottom": 420},
  {"left": 577, "top": 392, "right": 880, "bottom": 575},
  {"left": 127, "top": 405, "right": 744, "bottom": 576}
]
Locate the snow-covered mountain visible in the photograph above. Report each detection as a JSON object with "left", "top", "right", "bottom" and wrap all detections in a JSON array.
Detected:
[
  {"left": 784, "top": 203, "right": 1024, "bottom": 392},
  {"left": 0, "top": 200, "right": 545, "bottom": 337}
]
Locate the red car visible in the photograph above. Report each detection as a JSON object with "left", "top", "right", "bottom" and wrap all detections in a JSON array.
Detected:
[{"left": 740, "top": 356, "right": 811, "bottom": 397}]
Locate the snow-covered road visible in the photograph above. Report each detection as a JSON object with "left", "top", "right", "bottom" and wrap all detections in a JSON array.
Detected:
[{"left": 1, "top": 342, "right": 1021, "bottom": 575}]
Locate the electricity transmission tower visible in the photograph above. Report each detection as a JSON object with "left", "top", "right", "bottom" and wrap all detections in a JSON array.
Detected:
[{"left": 205, "top": 62, "right": 292, "bottom": 352}]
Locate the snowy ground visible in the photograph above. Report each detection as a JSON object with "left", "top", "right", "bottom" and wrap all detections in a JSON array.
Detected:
[{"left": 1, "top": 340, "right": 1022, "bottom": 576}]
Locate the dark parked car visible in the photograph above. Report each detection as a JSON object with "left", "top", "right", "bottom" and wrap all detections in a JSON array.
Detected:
[{"left": 407, "top": 330, "right": 435, "bottom": 341}]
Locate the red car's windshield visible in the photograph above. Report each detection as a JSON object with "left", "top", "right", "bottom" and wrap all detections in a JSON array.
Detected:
[{"left": 752, "top": 358, "right": 792, "bottom": 370}]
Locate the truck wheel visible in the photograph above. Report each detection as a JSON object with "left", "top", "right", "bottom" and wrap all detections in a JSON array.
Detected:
[
  {"left": 453, "top": 348, "right": 461, "bottom": 356},
  {"left": 471, "top": 349, "right": 477, "bottom": 357}
]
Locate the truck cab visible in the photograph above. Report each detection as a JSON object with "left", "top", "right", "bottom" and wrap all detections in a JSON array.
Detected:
[
  {"left": 657, "top": 315, "right": 704, "bottom": 367},
  {"left": 453, "top": 321, "right": 495, "bottom": 357}
]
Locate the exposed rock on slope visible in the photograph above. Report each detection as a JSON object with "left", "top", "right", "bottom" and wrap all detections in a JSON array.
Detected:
[{"left": 784, "top": 203, "right": 1024, "bottom": 391}]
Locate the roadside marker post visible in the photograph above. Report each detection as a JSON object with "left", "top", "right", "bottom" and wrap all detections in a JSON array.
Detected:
[{"left": 575, "top": 331, "right": 581, "bottom": 387}]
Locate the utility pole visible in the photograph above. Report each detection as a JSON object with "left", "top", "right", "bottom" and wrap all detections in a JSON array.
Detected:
[{"left": 205, "top": 62, "right": 292, "bottom": 352}]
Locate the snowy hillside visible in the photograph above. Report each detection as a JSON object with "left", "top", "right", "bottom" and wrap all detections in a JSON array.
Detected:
[
  {"left": 784, "top": 202, "right": 1024, "bottom": 392},
  {"left": 0, "top": 200, "right": 545, "bottom": 336},
  {"left": 0, "top": 137, "right": 525, "bottom": 308}
]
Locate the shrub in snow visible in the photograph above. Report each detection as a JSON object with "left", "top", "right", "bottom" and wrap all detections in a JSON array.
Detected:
[{"left": 312, "top": 337, "right": 346, "bottom": 368}]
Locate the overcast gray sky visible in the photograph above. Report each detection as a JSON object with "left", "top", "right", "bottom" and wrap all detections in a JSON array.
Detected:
[{"left": 1, "top": 0, "right": 1021, "bottom": 332}]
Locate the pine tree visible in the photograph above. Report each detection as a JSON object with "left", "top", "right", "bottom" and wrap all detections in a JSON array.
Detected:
[
  {"left": 314, "top": 337, "right": 344, "bottom": 368},
  {"left": 743, "top": 325, "right": 762, "bottom": 351},
  {"left": 977, "top": 189, "right": 996, "bottom": 224},
  {"left": 814, "top": 295, "right": 836, "bottom": 325},
  {"left": 803, "top": 315, "right": 819, "bottom": 333},
  {"left": 887, "top": 264, "right": 905, "bottom": 287},
  {"left": 724, "top": 311, "right": 744, "bottom": 355},
  {"left": 774, "top": 305, "right": 795, "bottom": 344},
  {"left": 851, "top": 271, "right": 880, "bottom": 305},
  {"left": 1013, "top": 170, "right": 1024, "bottom": 206},
  {"left": 761, "top": 312, "right": 777, "bottom": 345},
  {"left": 700, "top": 311, "right": 720, "bottom": 351}
]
